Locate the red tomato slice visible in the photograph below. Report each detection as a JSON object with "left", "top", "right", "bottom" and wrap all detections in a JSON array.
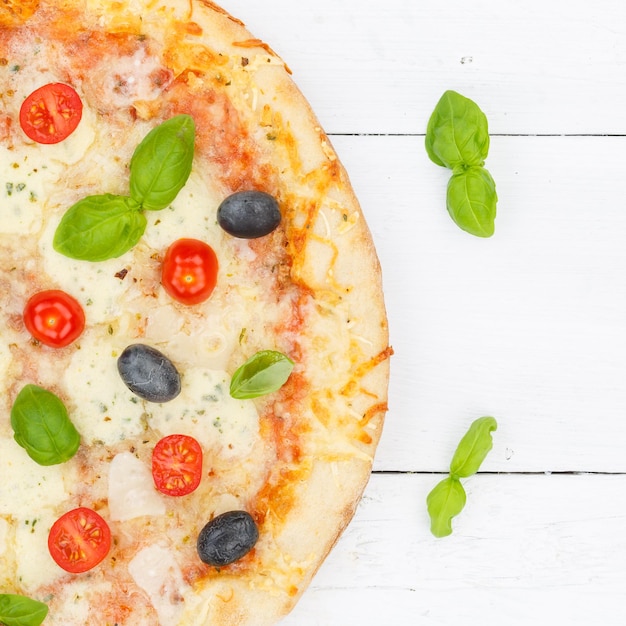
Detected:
[
  {"left": 23, "top": 289, "right": 85, "bottom": 348},
  {"left": 19, "top": 83, "right": 83, "bottom": 144},
  {"left": 48, "top": 507, "right": 111, "bottom": 574},
  {"left": 161, "top": 238, "right": 218, "bottom": 305},
  {"left": 152, "top": 434, "right": 203, "bottom": 496}
]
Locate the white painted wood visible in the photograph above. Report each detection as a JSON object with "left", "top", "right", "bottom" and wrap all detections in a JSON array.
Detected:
[
  {"left": 280, "top": 473, "right": 626, "bottom": 625},
  {"left": 222, "top": 0, "right": 626, "bottom": 135},
  {"left": 212, "top": 1, "right": 626, "bottom": 624},
  {"left": 332, "top": 134, "right": 626, "bottom": 473}
]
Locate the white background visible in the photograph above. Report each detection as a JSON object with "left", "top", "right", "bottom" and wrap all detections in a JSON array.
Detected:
[{"left": 223, "top": 1, "right": 626, "bottom": 624}]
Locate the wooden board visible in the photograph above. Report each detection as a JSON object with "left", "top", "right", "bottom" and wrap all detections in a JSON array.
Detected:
[
  {"left": 281, "top": 473, "right": 626, "bottom": 625},
  {"left": 219, "top": 0, "right": 626, "bottom": 624}
]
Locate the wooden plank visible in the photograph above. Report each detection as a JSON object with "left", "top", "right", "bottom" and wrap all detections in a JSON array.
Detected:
[
  {"left": 221, "top": 0, "right": 626, "bottom": 135},
  {"left": 329, "top": 134, "right": 626, "bottom": 473},
  {"left": 279, "top": 473, "right": 626, "bottom": 625}
]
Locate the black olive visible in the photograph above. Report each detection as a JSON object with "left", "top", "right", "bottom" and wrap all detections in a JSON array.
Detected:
[
  {"left": 117, "top": 344, "right": 181, "bottom": 403},
  {"left": 197, "top": 510, "right": 259, "bottom": 567},
  {"left": 217, "top": 190, "right": 281, "bottom": 239}
]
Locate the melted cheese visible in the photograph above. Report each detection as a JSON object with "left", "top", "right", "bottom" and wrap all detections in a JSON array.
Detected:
[
  {"left": 0, "top": 3, "right": 386, "bottom": 623},
  {"left": 108, "top": 452, "right": 166, "bottom": 521},
  {"left": 15, "top": 508, "right": 63, "bottom": 591},
  {"left": 0, "top": 439, "right": 78, "bottom": 590},
  {"left": 89, "top": 48, "right": 167, "bottom": 109},
  {"left": 128, "top": 545, "right": 188, "bottom": 624},
  {"left": 146, "top": 368, "right": 259, "bottom": 458},
  {"left": 62, "top": 332, "right": 151, "bottom": 445},
  {"left": 0, "top": 146, "right": 58, "bottom": 235},
  {"left": 0, "top": 341, "right": 11, "bottom": 398},
  {"left": 0, "top": 438, "right": 72, "bottom": 517},
  {"left": 0, "top": 119, "right": 96, "bottom": 236}
]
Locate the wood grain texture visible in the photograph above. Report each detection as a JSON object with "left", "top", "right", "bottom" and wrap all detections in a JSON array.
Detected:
[
  {"left": 223, "top": 0, "right": 626, "bottom": 135},
  {"left": 333, "top": 134, "right": 626, "bottom": 473},
  {"left": 281, "top": 474, "right": 626, "bottom": 625},
  {"left": 219, "top": 0, "right": 626, "bottom": 624}
]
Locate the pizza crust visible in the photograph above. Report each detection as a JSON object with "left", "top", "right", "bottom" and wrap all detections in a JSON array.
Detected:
[{"left": 0, "top": 1, "right": 390, "bottom": 624}]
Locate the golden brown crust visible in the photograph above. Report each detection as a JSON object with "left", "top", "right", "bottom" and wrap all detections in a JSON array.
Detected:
[
  {"left": 0, "top": 0, "right": 40, "bottom": 25},
  {"left": 0, "top": 0, "right": 390, "bottom": 624}
]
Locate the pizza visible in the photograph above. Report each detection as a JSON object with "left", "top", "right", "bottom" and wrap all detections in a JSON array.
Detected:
[{"left": 0, "top": 1, "right": 391, "bottom": 624}]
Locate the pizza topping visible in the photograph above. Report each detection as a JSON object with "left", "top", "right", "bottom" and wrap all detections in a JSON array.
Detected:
[
  {"left": 127, "top": 545, "right": 187, "bottom": 625},
  {"left": 10, "top": 385, "right": 81, "bottom": 466},
  {"left": 53, "top": 194, "right": 147, "bottom": 262},
  {"left": 117, "top": 343, "right": 182, "bottom": 403},
  {"left": 129, "top": 114, "right": 195, "bottom": 212},
  {"left": 19, "top": 83, "right": 83, "bottom": 144},
  {"left": 217, "top": 190, "right": 281, "bottom": 239},
  {"left": 108, "top": 451, "right": 166, "bottom": 522},
  {"left": 229, "top": 350, "right": 294, "bottom": 399},
  {"left": 0, "top": 593, "right": 48, "bottom": 626},
  {"left": 161, "top": 238, "right": 218, "bottom": 305},
  {"left": 152, "top": 434, "right": 203, "bottom": 496},
  {"left": 196, "top": 510, "right": 259, "bottom": 567},
  {"left": 53, "top": 115, "right": 195, "bottom": 261},
  {"left": 23, "top": 289, "right": 85, "bottom": 348},
  {"left": 145, "top": 368, "right": 261, "bottom": 460},
  {"left": 0, "top": 2, "right": 390, "bottom": 621},
  {"left": 47, "top": 507, "right": 111, "bottom": 574}
]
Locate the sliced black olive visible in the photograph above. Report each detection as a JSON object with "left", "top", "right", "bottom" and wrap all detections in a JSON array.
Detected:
[
  {"left": 197, "top": 510, "right": 259, "bottom": 567},
  {"left": 117, "top": 344, "right": 181, "bottom": 403},
  {"left": 217, "top": 190, "right": 281, "bottom": 239}
]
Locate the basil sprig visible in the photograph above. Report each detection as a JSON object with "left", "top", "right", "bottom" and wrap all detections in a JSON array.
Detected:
[
  {"left": 425, "top": 90, "right": 498, "bottom": 237},
  {"left": 0, "top": 594, "right": 48, "bottom": 626},
  {"left": 53, "top": 194, "right": 146, "bottom": 262},
  {"left": 230, "top": 350, "right": 294, "bottom": 399},
  {"left": 426, "top": 416, "right": 497, "bottom": 537},
  {"left": 54, "top": 115, "right": 196, "bottom": 261},
  {"left": 11, "top": 384, "right": 81, "bottom": 466}
]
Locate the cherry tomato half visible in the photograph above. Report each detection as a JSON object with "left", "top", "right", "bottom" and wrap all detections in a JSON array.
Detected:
[
  {"left": 19, "top": 83, "right": 83, "bottom": 144},
  {"left": 48, "top": 507, "right": 111, "bottom": 574},
  {"left": 161, "top": 238, "right": 218, "bottom": 305},
  {"left": 152, "top": 434, "right": 203, "bottom": 497},
  {"left": 23, "top": 289, "right": 86, "bottom": 348}
]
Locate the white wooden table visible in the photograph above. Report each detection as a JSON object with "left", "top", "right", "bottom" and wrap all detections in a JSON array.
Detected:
[{"left": 224, "top": 1, "right": 626, "bottom": 623}]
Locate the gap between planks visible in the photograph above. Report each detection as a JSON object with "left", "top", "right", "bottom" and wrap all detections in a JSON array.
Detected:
[
  {"left": 327, "top": 132, "right": 626, "bottom": 138},
  {"left": 371, "top": 470, "right": 626, "bottom": 476}
]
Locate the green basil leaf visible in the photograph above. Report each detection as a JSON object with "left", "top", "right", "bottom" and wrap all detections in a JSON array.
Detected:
[
  {"left": 425, "top": 90, "right": 490, "bottom": 169},
  {"left": 11, "top": 384, "right": 80, "bottom": 466},
  {"left": 450, "top": 416, "right": 498, "bottom": 478},
  {"left": 426, "top": 476, "right": 467, "bottom": 538},
  {"left": 129, "top": 114, "right": 195, "bottom": 211},
  {"left": 426, "top": 416, "right": 498, "bottom": 538},
  {"left": 446, "top": 166, "right": 497, "bottom": 237},
  {"left": 53, "top": 194, "right": 146, "bottom": 261},
  {"left": 230, "top": 350, "right": 294, "bottom": 399},
  {"left": 0, "top": 594, "right": 48, "bottom": 626}
]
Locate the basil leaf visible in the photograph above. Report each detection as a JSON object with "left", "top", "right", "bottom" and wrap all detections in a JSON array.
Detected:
[
  {"left": 450, "top": 416, "right": 498, "bottom": 478},
  {"left": 11, "top": 384, "right": 80, "bottom": 466},
  {"left": 425, "top": 90, "right": 490, "bottom": 169},
  {"left": 426, "top": 416, "right": 498, "bottom": 538},
  {"left": 129, "top": 114, "right": 195, "bottom": 211},
  {"left": 230, "top": 350, "right": 294, "bottom": 399},
  {"left": 426, "top": 476, "right": 467, "bottom": 538},
  {"left": 0, "top": 594, "right": 48, "bottom": 626},
  {"left": 53, "top": 194, "right": 146, "bottom": 261},
  {"left": 446, "top": 166, "right": 497, "bottom": 237}
]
